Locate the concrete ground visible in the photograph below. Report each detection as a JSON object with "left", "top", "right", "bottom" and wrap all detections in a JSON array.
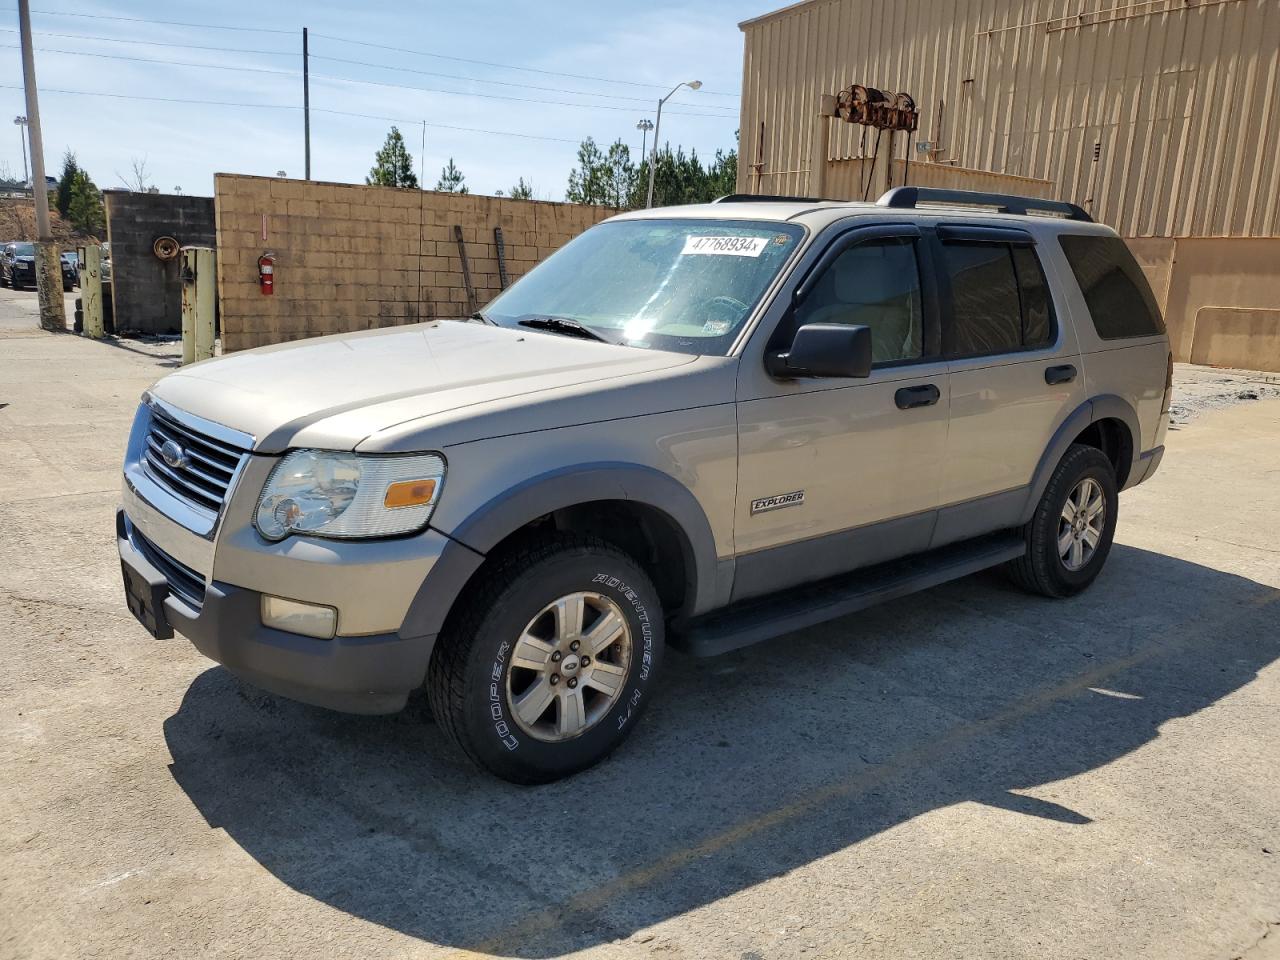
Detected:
[{"left": 1, "top": 302, "right": 1277, "bottom": 960}]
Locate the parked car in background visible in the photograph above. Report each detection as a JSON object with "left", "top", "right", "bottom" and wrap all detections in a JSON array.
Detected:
[
  {"left": 99, "top": 242, "right": 112, "bottom": 284},
  {"left": 59, "top": 252, "right": 77, "bottom": 291},
  {"left": 1, "top": 242, "right": 37, "bottom": 290}
]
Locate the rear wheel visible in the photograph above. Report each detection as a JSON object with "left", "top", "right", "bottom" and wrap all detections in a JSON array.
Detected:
[
  {"left": 1006, "top": 443, "right": 1118, "bottom": 597},
  {"left": 427, "top": 534, "right": 664, "bottom": 784}
]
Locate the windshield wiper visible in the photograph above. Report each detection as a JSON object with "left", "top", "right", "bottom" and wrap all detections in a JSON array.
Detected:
[
  {"left": 516, "top": 316, "right": 617, "bottom": 344},
  {"left": 468, "top": 310, "right": 495, "bottom": 324}
]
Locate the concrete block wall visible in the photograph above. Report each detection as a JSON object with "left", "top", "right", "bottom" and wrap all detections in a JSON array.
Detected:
[
  {"left": 214, "top": 174, "right": 614, "bottom": 352},
  {"left": 103, "top": 191, "right": 216, "bottom": 335}
]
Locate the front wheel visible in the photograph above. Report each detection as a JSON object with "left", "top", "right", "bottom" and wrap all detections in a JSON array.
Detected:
[
  {"left": 1006, "top": 443, "right": 1119, "bottom": 598},
  {"left": 427, "top": 534, "right": 664, "bottom": 784}
]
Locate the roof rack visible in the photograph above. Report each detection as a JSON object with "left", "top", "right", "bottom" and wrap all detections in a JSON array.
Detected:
[
  {"left": 876, "top": 186, "right": 1093, "bottom": 223},
  {"left": 712, "top": 193, "right": 824, "bottom": 204}
]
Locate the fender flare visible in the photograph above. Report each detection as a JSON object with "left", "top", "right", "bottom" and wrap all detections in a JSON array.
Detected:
[
  {"left": 1021, "top": 395, "right": 1143, "bottom": 524},
  {"left": 398, "top": 463, "right": 722, "bottom": 642}
]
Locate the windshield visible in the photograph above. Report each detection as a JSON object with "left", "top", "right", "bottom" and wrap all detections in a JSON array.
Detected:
[
  {"left": 484, "top": 218, "right": 805, "bottom": 355},
  {"left": 13, "top": 243, "right": 34, "bottom": 256}
]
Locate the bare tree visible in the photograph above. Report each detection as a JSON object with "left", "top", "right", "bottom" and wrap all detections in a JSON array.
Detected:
[{"left": 116, "top": 156, "right": 152, "bottom": 192}]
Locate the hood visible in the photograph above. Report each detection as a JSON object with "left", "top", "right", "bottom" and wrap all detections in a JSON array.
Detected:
[{"left": 149, "top": 320, "right": 697, "bottom": 452}]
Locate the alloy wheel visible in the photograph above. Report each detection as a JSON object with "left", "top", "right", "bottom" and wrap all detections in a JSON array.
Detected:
[
  {"left": 505, "top": 591, "right": 632, "bottom": 742},
  {"left": 1058, "top": 476, "right": 1106, "bottom": 572}
]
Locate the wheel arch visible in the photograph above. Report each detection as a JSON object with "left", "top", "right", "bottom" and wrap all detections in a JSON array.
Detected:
[
  {"left": 1021, "top": 395, "right": 1142, "bottom": 524},
  {"left": 398, "top": 463, "right": 723, "bottom": 643}
]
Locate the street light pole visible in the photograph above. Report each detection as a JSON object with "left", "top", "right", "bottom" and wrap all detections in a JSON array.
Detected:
[
  {"left": 645, "top": 80, "right": 702, "bottom": 209},
  {"left": 636, "top": 118, "right": 653, "bottom": 167},
  {"left": 17, "top": 0, "right": 64, "bottom": 332},
  {"left": 13, "top": 117, "right": 28, "bottom": 186}
]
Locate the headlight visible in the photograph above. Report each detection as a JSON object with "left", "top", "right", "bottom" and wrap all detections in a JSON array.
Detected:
[{"left": 255, "top": 449, "right": 445, "bottom": 541}]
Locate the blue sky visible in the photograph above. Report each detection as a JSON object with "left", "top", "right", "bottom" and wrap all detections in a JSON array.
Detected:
[{"left": 1, "top": 1, "right": 768, "bottom": 199}]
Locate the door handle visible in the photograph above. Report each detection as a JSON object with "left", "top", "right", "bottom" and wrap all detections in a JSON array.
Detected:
[
  {"left": 894, "top": 384, "right": 941, "bottom": 410},
  {"left": 1045, "top": 364, "right": 1077, "bottom": 385}
]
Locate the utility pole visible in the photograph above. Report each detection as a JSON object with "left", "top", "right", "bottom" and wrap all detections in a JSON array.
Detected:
[
  {"left": 17, "top": 0, "right": 65, "bottom": 332},
  {"left": 303, "top": 27, "right": 311, "bottom": 180}
]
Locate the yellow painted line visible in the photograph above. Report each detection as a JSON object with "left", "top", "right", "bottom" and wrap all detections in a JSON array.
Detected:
[{"left": 438, "top": 586, "right": 1280, "bottom": 958}]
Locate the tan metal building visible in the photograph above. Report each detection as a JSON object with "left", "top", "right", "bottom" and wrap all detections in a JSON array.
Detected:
[{"left": 737, "top": 0, "right": 1280, "bottom": 370}]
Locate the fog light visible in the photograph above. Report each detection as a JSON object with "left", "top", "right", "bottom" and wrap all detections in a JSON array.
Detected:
[{"left": 261, "top": 595, "right": 337, "bottom": 639}]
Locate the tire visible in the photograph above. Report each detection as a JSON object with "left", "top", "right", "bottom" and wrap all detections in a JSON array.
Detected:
[
  {"left": 1005, "top": 443, "right": 1119, "bottom": 598},
  {"left": 427, "top": 533, "right": 664, "bottom": 784}
]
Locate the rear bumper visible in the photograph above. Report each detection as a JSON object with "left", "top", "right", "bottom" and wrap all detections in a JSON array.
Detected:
[
  {"left": 118, "top": 508, "right": 440, "bottom": 714},
  {"left": 1131, "top": 445, "right": 1165, "bottom": 486}
]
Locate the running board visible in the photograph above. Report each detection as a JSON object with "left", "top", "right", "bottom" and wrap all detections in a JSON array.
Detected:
[{"left": 671, "top": 533, "right": 1026, "bottom": 658}]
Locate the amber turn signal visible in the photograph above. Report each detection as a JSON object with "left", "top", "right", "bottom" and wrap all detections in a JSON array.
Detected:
[{"left": 383, "top": 478, "right": 438, "bottom": 509}]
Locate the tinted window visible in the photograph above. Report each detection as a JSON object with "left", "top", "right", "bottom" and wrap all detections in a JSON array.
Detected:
[
  {"left": 1058, "top": 234, "right": 1165, "bottom": 339},
  {"left": 792, "top": 237, "right": 923, "bottom": 364},
  {"left": 1012, "top": 246, "right": 1053, "bottom": 347},
  {"left": 942, "top": 243, "right": 1022, "bottom": 356}
]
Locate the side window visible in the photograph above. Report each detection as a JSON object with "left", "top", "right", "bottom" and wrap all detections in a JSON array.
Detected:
[
  {"left": 1012, "top": 246, "right": 1053, "bottom": 348},
  {"left": 941, "top": 242, "right": 1022, "bottom": 356},
  {"left": 792, "top": 237, "right": 923, "bottom": 365},
  {"left": 1058, "top": 234, "right": 1165, "bottom": 339},
  {"left": 941, "top": 241, "right": 1057, "bottom": 357}
]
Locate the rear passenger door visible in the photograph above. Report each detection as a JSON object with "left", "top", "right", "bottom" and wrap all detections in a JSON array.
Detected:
[{"left": 931, "top": 223, "right": 1085, "bottom": 546}]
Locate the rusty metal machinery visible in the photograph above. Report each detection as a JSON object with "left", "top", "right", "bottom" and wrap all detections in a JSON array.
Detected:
[{"left": 835, "top": 85, "right": 918, "bottom": 132}]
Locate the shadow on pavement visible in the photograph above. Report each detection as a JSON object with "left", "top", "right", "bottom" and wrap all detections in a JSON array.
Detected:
[{"left": 164, "top": 544, "right": 1279, "bottom": 956}]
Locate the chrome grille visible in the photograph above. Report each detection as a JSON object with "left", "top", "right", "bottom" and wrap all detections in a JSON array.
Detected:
[
  {"left": 142, "top": 404, "right": 249, "bottom": 515},
  {"left": 130, "top": 522, "right": 207, "bottom": 610}
]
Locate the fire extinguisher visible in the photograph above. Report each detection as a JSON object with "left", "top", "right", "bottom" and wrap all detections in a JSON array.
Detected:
[{"left": 257, "top": 253, "right": 275, "bottom": 296}]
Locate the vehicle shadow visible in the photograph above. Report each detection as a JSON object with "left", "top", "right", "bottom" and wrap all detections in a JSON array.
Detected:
[{"left": 164, "top": 544, "right": 1279, "bottom": 956}]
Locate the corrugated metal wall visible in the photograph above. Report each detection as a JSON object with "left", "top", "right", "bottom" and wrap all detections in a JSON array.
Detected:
[{"left": 738, "top": 0, "right": 1280, "bottom": 237}]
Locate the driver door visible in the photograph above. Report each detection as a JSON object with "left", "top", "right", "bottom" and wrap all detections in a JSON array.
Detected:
[{"left": 732, "top": 223, "right": 950, "bottom": 601}]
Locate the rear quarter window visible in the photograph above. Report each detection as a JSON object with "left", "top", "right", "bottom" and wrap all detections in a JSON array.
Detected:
[{"left": 1058, "top": 234, "right": 1165, "bottom": 340}]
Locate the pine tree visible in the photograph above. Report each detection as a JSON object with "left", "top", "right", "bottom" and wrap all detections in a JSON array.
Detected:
[
  {"left": 56, "top": 150, "right": 80, "bottom": 219},
  {"left": 435, "top": 157, "right": 468, "bottom": 193},
  {"left": 508, "top": 177, "right": 535, "bottom": 200},
  {"left": 67, "top": 169, "right": 103, "bottom": 235},
  {"left": 366, "top": 127, "right": 418, "bottom": 188}
]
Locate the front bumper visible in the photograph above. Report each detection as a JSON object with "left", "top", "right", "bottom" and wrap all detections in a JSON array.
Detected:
[{"left": 119, "top": 509, "right": 445, "bottom": 713}]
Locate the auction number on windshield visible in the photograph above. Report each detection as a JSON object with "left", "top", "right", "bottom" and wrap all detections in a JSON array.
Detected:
[{"left": 681, "top": 235, "right": 769, "bottom": 257}]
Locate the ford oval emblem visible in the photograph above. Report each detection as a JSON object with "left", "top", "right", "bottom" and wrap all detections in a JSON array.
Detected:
[{"left": 160, "top": 439, "right": 188, "bottom": 469}]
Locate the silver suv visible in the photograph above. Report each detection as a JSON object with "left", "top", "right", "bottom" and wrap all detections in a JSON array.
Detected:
[{"left": 118, "top": 187, "right": 1171, "bottom": 783}]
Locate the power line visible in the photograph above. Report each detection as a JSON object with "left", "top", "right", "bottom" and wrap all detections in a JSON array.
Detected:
[
  {"left": 0, "top": 29, "right": 735, "bottom": 112},
  {"left": 309, "top": 53, "right": 738, "bottom": 111},
  {"left": 310, "top": 71, "right": 735, "bottom": 119},
  {"left": 314, "top": 108, "right": 579, "bottom": 144},
  {"left": 308, "top": 32, "right": 742, "bottom": 99},
  {"left": 0, "top": 43, "right": 736, "bottom": 120},
  {"left": 0, "top": 43, "right": 298, "bottom": 77},
  {"left": 0, "top": 25, "right": 294, "bottom": 55},
  {"left": 0, "top": 81, "right": 296, "bottom": 109},
  {"left": 19, "top": 9, "right": 742, "bottom": 99},
  {"left": 28, "top": 7, "right": 295, "bottom": 34},
  {"left": 0, "top": 82, "right": 584, "bottom": 143}
]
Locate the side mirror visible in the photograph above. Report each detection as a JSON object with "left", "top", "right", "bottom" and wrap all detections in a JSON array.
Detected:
[{"left": 765, "top": 322, "right": 873, "bottom": 379}]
